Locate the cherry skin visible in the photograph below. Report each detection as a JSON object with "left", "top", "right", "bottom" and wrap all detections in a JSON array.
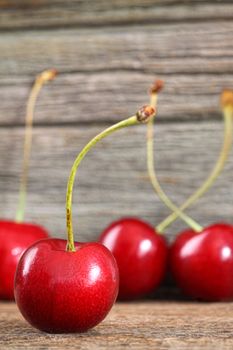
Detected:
[
  {"left": 170, "top": 223, "right": 233, "bottom": 301},
  {"left": 0, "top": 220, "right": 49, "bottom": 300},
  {"left": 15, "top": 238, "right": 119, "bottom": 333},
  {"left": 99, "top": 217, "right": 168, "bottom": 300}
]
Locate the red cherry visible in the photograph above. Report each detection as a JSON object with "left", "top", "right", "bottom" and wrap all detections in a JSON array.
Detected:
[
  {"left": 0, "top": 220, "right": 48, "bottom": 300},
  {"left": 170, "top": 223, "right": 233, "bottom": 301},
  {"left": 15, "top": 238, "right": 119, "bottom": 333},
  {"left": 99, "top": 217, "right": 168, "bottom": 300}
]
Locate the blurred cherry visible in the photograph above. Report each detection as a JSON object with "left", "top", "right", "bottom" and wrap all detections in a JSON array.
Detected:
[
  {"left": 99, "top": 217, "right": 167, "bottom": 299},
  {"left": 170, "top": 223, "right": 233, "bottom": 301}
]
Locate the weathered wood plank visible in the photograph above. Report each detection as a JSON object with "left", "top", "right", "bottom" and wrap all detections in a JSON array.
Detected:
[
  {"left": 0, "top": 72, "right": 233, "bottom": 125},
  {"left": 1, "top": 23, "right": 233, "bottom": 77},
  {"left": 0, "top": 1, "right": 233, "bottom": 29},
  {"left": 0, "top": 121, "right": 232, "bottom": 241},
  {"left": 1, "top": 302, "right": 233, "bottom": 349},
  {"left": 0, "top": 21, "right": 233, "bottom": 124}
]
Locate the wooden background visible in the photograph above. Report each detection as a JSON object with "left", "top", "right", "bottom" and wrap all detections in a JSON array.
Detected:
[{"left": 0, "top": 0, "right": 233, "bottom": 242}]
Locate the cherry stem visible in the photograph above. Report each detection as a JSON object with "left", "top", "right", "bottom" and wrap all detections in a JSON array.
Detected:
[
  {"left": 15, "top": 69, "right": 57, "bottom": 223},
  {"left": 156, "top": 93, "right": 233, "bottom": 233},
  {"left": 66, "top": 106, "right": 156, "bottom": 252},
  {"left": 147, "top": 82, "right": 203, "bottom": 233}
]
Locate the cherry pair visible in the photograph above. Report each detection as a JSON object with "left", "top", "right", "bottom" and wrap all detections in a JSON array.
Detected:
[{"left": 100, "top": 85, "right": 233, "bottom": 302}]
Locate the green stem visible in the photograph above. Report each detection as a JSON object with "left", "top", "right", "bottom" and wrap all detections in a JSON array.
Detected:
[
  {"left": 156, "top": 107, "right": 233, "bottom": 233},
  {"left": 147, "top": 89, "right": 203, "bottom": 233},
  {"left": 147, "top": 116, "right": 203, "bottom": 233},
  {"left": 15, "top": 79, "right": 43, "bottom": 222},
  {"left": 66, "top": 107, "right": 155, "bottom": 252},
  {"left": 16, "top": 69, "right": 57, "bottom": 222}
]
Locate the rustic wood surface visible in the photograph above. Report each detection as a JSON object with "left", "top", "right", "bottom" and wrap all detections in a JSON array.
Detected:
[
  {"left": 0, "top": 2, "right": 232, "bottom": 238},
  {"left": 0, "top": 0, "right": 233, "bottom": 29},
  {"left": 1, "top": 301, "right": 233, "bottom": 349},
  {"left": 0, "top": 21, "right": 233, "bottom": 124}
]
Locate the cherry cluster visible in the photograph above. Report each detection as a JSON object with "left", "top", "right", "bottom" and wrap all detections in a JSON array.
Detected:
[
  {"left": 0, "top": 71, "right": 233, "bottom": 334},
  {"left": 100, "top": 83, "right": 233, "bottom": 302}
]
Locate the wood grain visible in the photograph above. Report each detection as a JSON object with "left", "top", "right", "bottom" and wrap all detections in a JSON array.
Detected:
[
  {"left": 1, "top": 72, "right": 233, "bottom": 125},
  {"left": 1, "top": 301, "right": 233, "bottom": 349},
  {"left": 1, "top": 22, "right": 233, "bottom": 77},
  {"left": 0, "top": 20, "right": 233, "bottom": 125},
  {"left": 0, "top": 121, "right": 232, "bottom": 241},
  {"left": 0, "top": 0, "right": 233, "bottom": 29}
]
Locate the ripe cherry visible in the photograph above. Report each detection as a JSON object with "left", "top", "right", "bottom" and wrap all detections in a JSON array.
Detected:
[
  {"left": 15, "top": 238, "right": 118, "bottom": 333},
  {"left": 0, "top": 70, "right": 56, "bottom": 299},
  {"left": 154, "top": 90, "right": 233, "bottom": 301},
  {"left": 15, "top": 105, "right": 155, "bottom": 332},
  {"left": 99, "top": 217, "right": 167, "bottom": 299},
  {"left": 170, "top": 223, "right": 233, "bottom": 301},
  {"left": 0, "top": 221, "right": 48, "bottom": 299}
]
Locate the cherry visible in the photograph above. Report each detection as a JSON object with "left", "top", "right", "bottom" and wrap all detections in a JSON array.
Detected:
[
  {"left": 152, "top": 89, "right": 233, "bottom": 301},
  {"left": 15, "top": 105, "right": 155, "bottom": 332},
  {"left": 99, "top": 217, "right": 167, "bottom": 300},
  {"left": 99, "top": 80, "right": 200, "bottom": 300},
  {"left": 170, "top": 223, "right": 233, "bottom": 301},
  {"left": 15, "top": 238, "right": 118, "bottom": 333},
  {"left": 146, "top": 84, "right": 233, "bottom": 302},
  {"left": 0, "top": 70, "right": 56, "bottom": 300},
  {"left": 0, "top": 221, "right": 48, "bottom": 299}
]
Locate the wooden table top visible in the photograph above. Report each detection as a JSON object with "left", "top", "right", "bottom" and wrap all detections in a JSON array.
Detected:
[{"left": 1, "top": 301, "right": 233, "bottom": 350}]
